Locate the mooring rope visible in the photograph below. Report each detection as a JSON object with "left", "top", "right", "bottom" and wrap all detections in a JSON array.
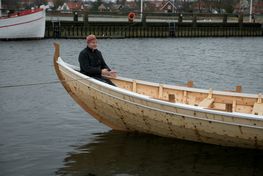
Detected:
[{"left": 0, "top": 78, "right": 88, "bottom": 89}]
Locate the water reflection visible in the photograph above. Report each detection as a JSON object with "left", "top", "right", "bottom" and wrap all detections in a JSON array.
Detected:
[{"left": 56, "top": 131, "right": 263, "bottom": 176}]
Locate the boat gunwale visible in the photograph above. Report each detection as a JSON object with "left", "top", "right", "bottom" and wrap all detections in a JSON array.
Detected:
[
  {"left": 58, "top": 58, "right": 263, "bottom": 121},
  {"left": 64, "top": 61, "right": 259, "bottom": 99}
]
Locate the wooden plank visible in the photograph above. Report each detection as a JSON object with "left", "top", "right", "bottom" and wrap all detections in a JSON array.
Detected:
[
  {"left": 199, "top": 98, "right": 214, "bottom": 108},
  {"left": 199, "top": 88, "right": 214, "bottom": 108},
  {"left": 213, "top": 102, "right": 227, "bottom": 111}
]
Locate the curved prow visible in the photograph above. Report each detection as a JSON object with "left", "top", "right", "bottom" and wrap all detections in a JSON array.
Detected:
[
  {"left": 53, "top": 43, "right": 60, "bottom": 61},
  {"left": 53, "top": 42, "right": 66, "bottom": 84},
  {"left": 52, "top": 43, "right": 124, "bottom": 130},
  {"left": 53, "top": 42, "right": 60, "bottom": 74}
]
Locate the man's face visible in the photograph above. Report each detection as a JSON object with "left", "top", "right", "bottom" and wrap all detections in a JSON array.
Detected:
[{"left": 88, "top": 40, "right": 97, "bottom": 50}]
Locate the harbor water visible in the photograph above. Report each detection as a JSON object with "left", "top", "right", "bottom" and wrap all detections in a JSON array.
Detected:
[{"left": 0, "top": 38, "right": 263, "bottom": 176}]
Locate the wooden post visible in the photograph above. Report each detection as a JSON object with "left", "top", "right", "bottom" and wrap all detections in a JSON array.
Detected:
[
  {"left": 67, "top": 26, "right": 70, "bottom": 37},
  {"left": 84, "top": 11, "right": 89, "bottom": 26},
  {"left": 142, "top": 14, "right": 147, "bottom": 27},
  {"left": 72, "top": 26, "right": 74, "bottom": 37},
  {"left": 192, "top": 15, "right": 197, "bottom": 27},
  {"left": 186, "top": 80, "right": 193, "bottom": 87},
  {"left": 223, "top": 14, "right": 227, "bottom": 24},
  {"left": 236, "top": 85, "right": 242, "bottom": 93},
  {"left": 238, "top": 13, "right": 243, "bottom": 28},
  {"left": 133, "top": 26, "right": 136, "bottom": 37},
  {"left": 257, "top": 93, "right": 262, "bottom": 103},
  {"left": 100, "top": 26, "right": 103, "bottom": 37},
  {"left": 81, "top": 26, "right": 83, "bottom": 36}
]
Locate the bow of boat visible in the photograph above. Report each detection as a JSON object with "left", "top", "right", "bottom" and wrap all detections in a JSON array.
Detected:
[{"left": 53, "top": 43, "right": 128, "bottom": 130}]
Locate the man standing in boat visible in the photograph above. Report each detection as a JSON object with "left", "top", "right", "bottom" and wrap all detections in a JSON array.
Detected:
[{"left": 79, "top": 35, "right": 116, "bottom": 86}]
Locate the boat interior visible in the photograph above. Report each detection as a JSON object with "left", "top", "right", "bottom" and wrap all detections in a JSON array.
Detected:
[
  {"left": 108, "top": 77, "right": 262, "bottom": 116},
  {"left": 65, "top": 61, "right": 262, "bottom": 116}
]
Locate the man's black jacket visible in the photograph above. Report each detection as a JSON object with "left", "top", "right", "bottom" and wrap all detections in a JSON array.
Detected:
[{"left": 78, "top": 47, "right": 110, "bottom": 77}]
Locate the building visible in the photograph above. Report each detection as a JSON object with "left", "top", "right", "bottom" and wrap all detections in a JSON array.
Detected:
[
  {"left": 58, "top": 1, "right": 83, "bottom": 12},
  {"left": 98, "top": 3, "right": 107, "bottom": 12},
  {"left": 160, "top": 0, "right": 177, "bottom": 13},
  {"left": 144, "top": 0, "right": 179, "bottom": 13}
]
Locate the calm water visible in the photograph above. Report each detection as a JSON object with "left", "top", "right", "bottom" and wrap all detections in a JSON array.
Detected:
[{"left": 0, "top": 38, "right": 263, "bottom": 176}]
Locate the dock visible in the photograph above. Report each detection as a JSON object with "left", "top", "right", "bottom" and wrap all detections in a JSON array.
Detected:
[{"left": 45, "top": 12, "right": 263, "bottom": 39}]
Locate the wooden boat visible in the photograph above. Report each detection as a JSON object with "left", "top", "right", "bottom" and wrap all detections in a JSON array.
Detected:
[
  {"left": 53, "top": 43, "right": 263, "bottom": 149},
  {"left": 0, "top": 7, "right": 46, "bottom": 39}
]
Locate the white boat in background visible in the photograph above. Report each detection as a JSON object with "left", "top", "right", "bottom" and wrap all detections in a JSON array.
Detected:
[{"left": 0, "top": 7, "right": 46, "bottom": 39}]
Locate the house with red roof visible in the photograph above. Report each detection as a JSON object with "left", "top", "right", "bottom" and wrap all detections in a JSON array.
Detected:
[
  {"left": 58, "top": 1, "right": 83, "bottom": 12},
  {"left": 160, "top": 0, "right": 177, "bottom": 13}
]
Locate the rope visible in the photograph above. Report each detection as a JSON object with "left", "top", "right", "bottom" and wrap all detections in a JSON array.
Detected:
[{"left": 0, "top": 78, "right": 88, "bottom": 89}]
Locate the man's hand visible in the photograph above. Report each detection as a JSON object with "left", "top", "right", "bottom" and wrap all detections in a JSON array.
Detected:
[
  {"left": 101, "top": 69, "right": 110, "bottom": 76},
  {"left": 102, "top": 69, "right": 117, "bottom": 78}
]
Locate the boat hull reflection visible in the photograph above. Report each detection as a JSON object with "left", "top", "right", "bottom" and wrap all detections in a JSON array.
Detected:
[{"left": 56, "top": 131, "right": 263, "bottom": 176}]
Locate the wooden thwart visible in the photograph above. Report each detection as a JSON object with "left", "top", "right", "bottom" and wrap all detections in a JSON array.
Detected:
[
  {"left": 199, "top": 98, "right": 214, "bottom": 108},
  {"left": 199, "top": 89, "right": 214, "bottom": 108}
]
